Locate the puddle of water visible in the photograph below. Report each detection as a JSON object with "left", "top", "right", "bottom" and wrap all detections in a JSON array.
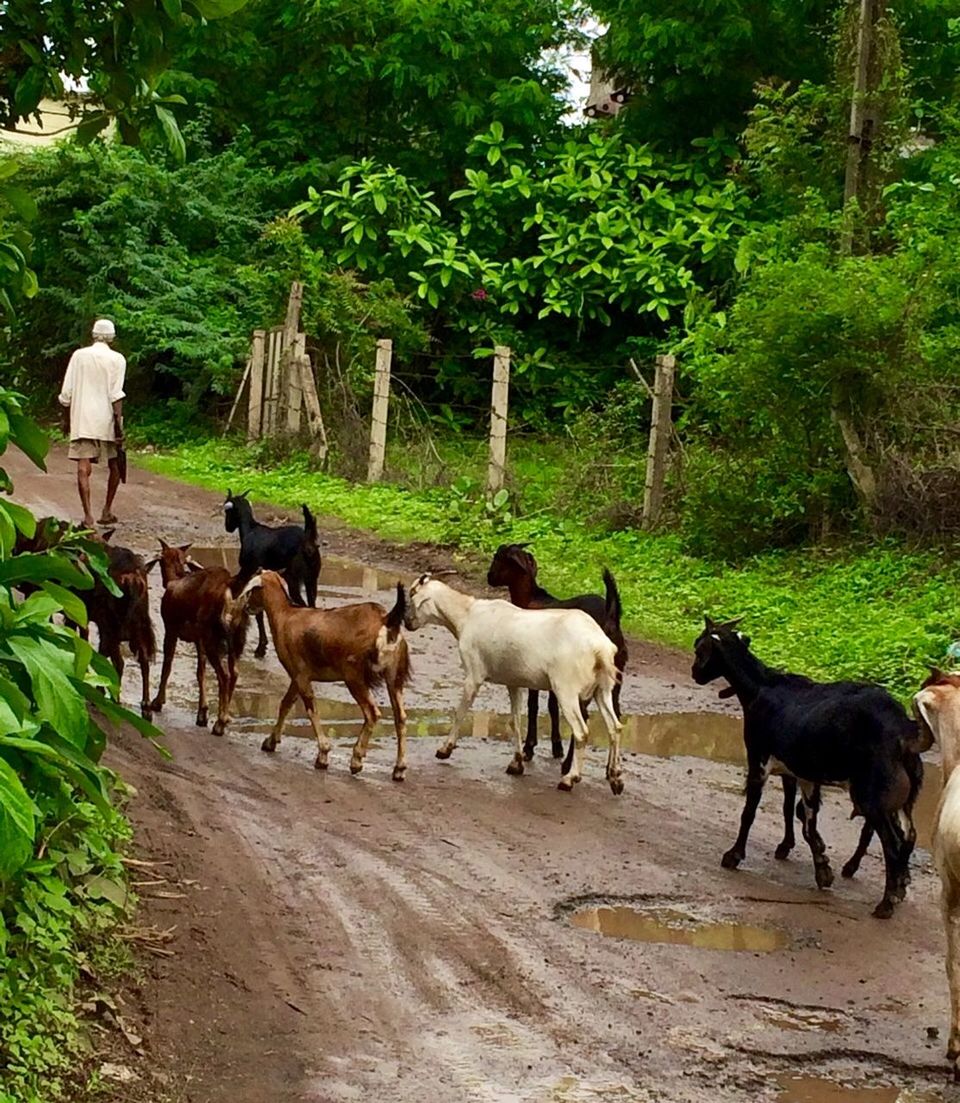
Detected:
[
  {"left": 189, "top": 546, "right": 395, "bottom": 592},
  {"left": 777, "top": 1077, "right": 936, "bottom": 1103},
  {"left": 570, "top": 904, "right": 787, "bottom": 952},
  {"left": 757, "top": 1004, "right": 845, "bottom": 1034}
]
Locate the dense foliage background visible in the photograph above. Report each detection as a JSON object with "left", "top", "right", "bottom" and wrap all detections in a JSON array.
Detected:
[{"left": 3, "top": 0, "right": 959, "bottom": 555}]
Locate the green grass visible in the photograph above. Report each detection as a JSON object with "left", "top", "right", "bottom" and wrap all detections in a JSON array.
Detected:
[{"left": 136, "top": 437, "right": 960, "bottom": 700}]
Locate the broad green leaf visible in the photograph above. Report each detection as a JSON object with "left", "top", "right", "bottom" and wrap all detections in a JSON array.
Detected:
[
  {"left": 7, "top": 412, "right": 48, "bottom": 470},
  {"left": 0, "top": 757, "right": 36, "bottom": 876},
  {"left": 155, "top": 105, "right": 186, "bottom": 164},
  {"left": 83, "top": 874, "right": 129, "bottom": 908},
  {"left": 0, "top": 553, "right": 90, "bottom": 589},
  {"left": 5, "top": 635, "right": 88, "bottom": 744},
  {"left": 40, "top": 581, "right": 88, "bottom": 628}
]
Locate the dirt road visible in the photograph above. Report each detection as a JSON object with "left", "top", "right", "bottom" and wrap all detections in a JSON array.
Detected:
[{"left": 9, "top": 446, "right": 953, "bottom": 1103}]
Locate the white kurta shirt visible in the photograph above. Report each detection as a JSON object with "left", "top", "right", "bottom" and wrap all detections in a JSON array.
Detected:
[{"left": 58, "top": 342, "right": 126, "bottom": 441}]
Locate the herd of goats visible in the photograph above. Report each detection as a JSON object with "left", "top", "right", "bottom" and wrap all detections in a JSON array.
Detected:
[{"left": 19, "top": 489, "right": 960, "bottom": 1078}]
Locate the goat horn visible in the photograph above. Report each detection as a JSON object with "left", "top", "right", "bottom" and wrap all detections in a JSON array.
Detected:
[
  {"left": 226, "top": 488, "right": 232, "bottom": 498},
  {"left": 721, "top": 615, "right": 745, "bottom": 630},
  {"left": 704, "top": 615, "right": 715, "bottom": 630}
]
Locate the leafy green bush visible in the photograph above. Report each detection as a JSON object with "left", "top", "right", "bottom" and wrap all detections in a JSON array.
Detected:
[{"left": 0, "top": 388, "right": 157, "bottom": 1101}]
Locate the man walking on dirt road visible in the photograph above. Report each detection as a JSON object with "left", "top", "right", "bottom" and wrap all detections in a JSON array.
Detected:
[{"left": 58, "top": 318, "right": 126, "bottom": 529}]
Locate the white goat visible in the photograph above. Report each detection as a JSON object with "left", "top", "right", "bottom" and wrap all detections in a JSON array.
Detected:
[
  {"left": 915, "top": 669, "right": 960, "bottom": 1080},
  {"left": 404, "top": 574, "right": 624, "bottom": 793}
]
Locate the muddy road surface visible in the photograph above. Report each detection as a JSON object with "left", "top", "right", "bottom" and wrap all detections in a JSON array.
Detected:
[{"left": 9, "top": 446, "right": 954, "bottom": 1103}]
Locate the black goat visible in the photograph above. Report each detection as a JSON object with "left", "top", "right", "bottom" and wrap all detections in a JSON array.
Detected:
[
  {"left": 692, "top": 617, "right": 928, "bottom": 919},
  {"left": 223, "top": 489, "right": 322, "bottom": 658},
  {"left": 487, "top": 543, "right": 627, "bottom": 766}
]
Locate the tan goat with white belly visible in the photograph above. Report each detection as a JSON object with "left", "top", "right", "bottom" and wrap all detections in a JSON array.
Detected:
[
  {"left": 241, "top": 570, "right": 411, "bottom": 780},
  {"left": 914, "top": 669, "right": 960, "bottom": 1080}
]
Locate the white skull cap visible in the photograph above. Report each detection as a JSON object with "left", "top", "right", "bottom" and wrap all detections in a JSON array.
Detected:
[{"left": 92, "top": 318, "right": 116, "bottom": 338}]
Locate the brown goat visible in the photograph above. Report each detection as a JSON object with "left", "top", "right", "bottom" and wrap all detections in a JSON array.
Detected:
[
  {"left": 16, "top": 519, "right": 155, "bottom": 715},
  {"left": 148, "top": 541, "right": 248, "bottom": 735},
  {"left": 240, "top": 569, "right": 411, "bottom": 780}
]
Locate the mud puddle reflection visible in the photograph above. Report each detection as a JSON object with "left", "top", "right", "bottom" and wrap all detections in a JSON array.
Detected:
[
  {"left": 777, "top": 1077, "right": 937, "bottom": 1103},
  {"left": 189, "top": 546, "right": 395, "bottom": 594},
  {"left": 571, "top": 904, "right": 787, "bottom": 952}
]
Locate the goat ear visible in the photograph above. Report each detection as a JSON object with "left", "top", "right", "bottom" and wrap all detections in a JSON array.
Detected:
[
  {"left": 101, "top": 528, "right": 115, "bottom": 543},
  {"left": 723, "top": 615, "right": 745, "bottom": 630},
  {"left": 226, "top": 488, "right": 232, "bottom": 499},
  {"left": 178, "top": 543, "right": 192, "bottom": 554},
  {"left": 704, "top": 615, "right": 716, "bottom": 630},
  {"left": 144, "top": 557, "right": 160, "bottom": 573},
  {"left": 239, "top": 488, "right": 252, "bottom": 498},
  {"left": 159, "top": 538, "right": 171, "bottom": 551}
]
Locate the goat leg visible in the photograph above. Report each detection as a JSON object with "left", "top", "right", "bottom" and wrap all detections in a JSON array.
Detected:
[
  {"left": 347, "top": 682, "right": 380, "bottom": 775},
  {"left": 137, "top": 649, "right": 152, "bottom": 719},
  {"left": 548, "top": 692, "right": 564, "bottom": 759},
  {"left": 871, "top": 813, "right": 905, "bottom": 919},
  {"left": 523, "top": 689, "right": 539, "bottom": 761},
  {"left": 262, "top": 682, "right": 299, "bottom": 754},
  {"left": 253, "top": 610, "right": 268, "bottom": 659},
  {"left": 722, "top": 766, "right": 766, "bottom": 869},
  {"left": 774, "top": 775, "right": 797, "bottom": 860},
  {"left": 304, "top": 691, "right": 332, "bottom": 769},
  {"left": 597, "top": 687, "right": 624, "bottom": 796},
  {"left": 841, "top": 822, "right": 874, "bottom": 880},
  {"left": 387, "top": 682, "right": 408, "bottom": 782},
  {"left": 210, "top": 652, "right": 231, "bottom": 736},
  {"left": 556, "top": 690, "right": 589, "bottom": 792},
  {"left": 943, "top": 882, "right": 960, "bottom": 1077},
  {"left": 798, "top": 782, "right": 833, "bottom": 889},
  {"left": 150, "top": 632, "right": 178, "bottom": 714},
  {"left": 195, "top": 645, "right": 208, "bottom": 727},
  {"left": 506, "top": 686, "right": 526, "bottom": 777},
  {"left": 437, "top": 677, "right": 480, "bottom": 759}
]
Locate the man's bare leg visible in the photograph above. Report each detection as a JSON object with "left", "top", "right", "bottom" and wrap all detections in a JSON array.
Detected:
[
  {"left": 99, "top": 458, "right": 120, "bottom": 524},
  {"left": 76, "top": 459, "right": 96, "bottom": 528}
]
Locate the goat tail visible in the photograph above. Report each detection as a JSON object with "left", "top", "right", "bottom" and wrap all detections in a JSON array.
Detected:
[
  {"left": 301, "top": 504, "right": 319, "bottom": 543},
  {"left": 385, "top": 582, "right": 406, "bottom": 642},
  {"left": 903, "top": 716, "right": 934, "bottom": 756},
  {"left": 602, "top": 568, "right": 622, "bottom": 630},
  {"left": 592, "top": 641, "right": 620, "bottom": 698}
]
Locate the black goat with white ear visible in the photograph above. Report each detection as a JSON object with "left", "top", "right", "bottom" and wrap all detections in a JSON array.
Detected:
[{"left": 223, "top": 489, "right": 322, "bottom": 658}]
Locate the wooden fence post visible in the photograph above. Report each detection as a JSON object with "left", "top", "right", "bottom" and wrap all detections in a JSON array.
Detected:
[
  {"left": 366, "top": 338, "right": 393, "bottom": 483},
  {"left": 297, "top": 350, "right": 329, "bottom": 461},
  {"left": 278, "top": 281, "right": 304, "bottom": 430},
  {"left": 486, "top": 346, "right": 511, "bottom": 494},
  {"left": 641, "top": 353, "right": 676, "bottom": 531},
  {"left": 247, "top": 330, "right": 266, "bottom": 441},
  {"left": 286, "top": 333, "right": 305, "bottom": 432}
]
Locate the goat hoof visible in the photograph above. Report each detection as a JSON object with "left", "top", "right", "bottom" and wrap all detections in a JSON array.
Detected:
[
  {"left": 947, "top": 1042, "right": 960, "bottom": 1062},
  {"left": 212, "top": 720, "right": 226, "bottom": 737},
  {"left": 522, "top": 745, "right": 535, "bottom": 762},
  {"left": 841, "top": 859, "right": 859, "bottom": 879},
  {"left": 435, "top": 745, "right": 453, "bottom": 760},
  {"left": 196, "top": 709, "right": 208, "bottom": 728},
  {"left": 551, "top": 742, "right": 564, "bottom": 759},
  {"left": 608, "top": 776, "right": 624, "bottom": 796},
  {"left": 774, "top": 841, "right": 793, "bottom": 861},
  {"left": 557, "top": 776, "right": 575, "bottom": 792},
  {"left": 140, "top": 703, "right": 153, "bottom": 719},
  {"left": 815, "top": 865, "right": 834, "bottom": 890},
  {"left": 149, "top": 698, "right": 163, "bottom": 713},
  {"left": 314, "top": 756, "right": 329, "bottom": 771},
  {"left": 721, "top": 849, "right": 743, "bottom": 870},
  {"left": 392, "top": 766, "right": 406, "bottom": 782},
  {"left": 872, "top": 898, "right": 895, "bottom": 920},
  {"left": 253, "top": 646, "right": 267, "bottom": 659},
  {"left": 350, "top": 759, "right": 364, "bottom": 775},
  {"left": 506, "top": 756, "right": 524, "bottom": 777},
  {"left": 260, "top": 737, "right": 276, "bottom": 753}
]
